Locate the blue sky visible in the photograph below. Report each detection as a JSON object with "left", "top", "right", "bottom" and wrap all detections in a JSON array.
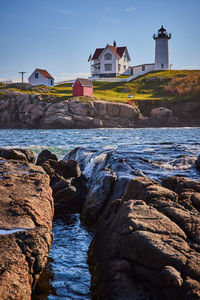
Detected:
[{"left": 0, "top": 0, "right": 200, "bottom": 82}]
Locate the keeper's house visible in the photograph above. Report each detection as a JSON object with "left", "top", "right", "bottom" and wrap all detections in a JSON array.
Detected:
[
  {"left": 72, "top": 78, "right": 93, "bottom": 97},
  {"left": 89, "top": 41, "right": 131, "bottom": 78},
  {"left": 28, "top": 69, "right": 54, "bottom": 87}
]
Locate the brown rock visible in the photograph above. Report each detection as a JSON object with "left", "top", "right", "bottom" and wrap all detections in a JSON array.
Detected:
[
  {"left": 87, "top": 175, "right": 200, "bottom": 300},
  {"left": 0, "top": 148, "right": 36, "bottom": 162},
  {"left": 0, "top": 157, "right": 54, "bottom": 299},
  {"left": 122, "top": 176, "right": 178, "bottom": 206},
  {"left": 42, "top": 159, "right": 81, "bottom": 184},
  {"left": 36, "top": 149, "right": 58, "bottom": 166}
]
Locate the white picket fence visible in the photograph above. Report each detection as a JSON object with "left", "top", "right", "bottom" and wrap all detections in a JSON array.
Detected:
[
  {"left": 89, "top": 70, "right": 152, "bottom": 83},
  {"left": 55, "top": 70, "right": 153, "bottom": 85}
]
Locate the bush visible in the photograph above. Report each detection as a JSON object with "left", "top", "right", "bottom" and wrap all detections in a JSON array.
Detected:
[{"left": 163, "top": 72, "right": 200, "bottom": 97}]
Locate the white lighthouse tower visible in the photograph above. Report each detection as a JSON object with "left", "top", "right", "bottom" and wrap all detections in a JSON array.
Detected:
[{"left": 153, "top": 25, "right": 171, "bottom": 70}]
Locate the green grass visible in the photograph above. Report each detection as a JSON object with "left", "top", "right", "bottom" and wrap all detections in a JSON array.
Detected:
[
  {"left": 93, "top": 70, "right": 200, "bottom": 102},
  {"left": 1, "top": 70, "right": 200, "bottom": 103}
]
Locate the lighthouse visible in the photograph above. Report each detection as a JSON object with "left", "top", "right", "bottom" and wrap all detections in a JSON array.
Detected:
[{"left": 153, "top": 26, "right": 171, "bottom": 70}]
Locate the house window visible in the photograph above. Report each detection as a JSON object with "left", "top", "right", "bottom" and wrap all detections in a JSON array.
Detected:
[
  {"left": 142, "top": 65, "right": 145, "bottom": 71},
  {"left": 105, "top": 64, "right": 112, "bottom": 71},
  {"left": 104, "top": 53, "right": 112, "bottom": 60},
  {"left": 124, "top": 55, "right": 126, "bottom": 62},
  {"left": 161, "top": 63, "right": 164, "bottom": 68},
  {"left": 35, "top": 73, "right": 38, "bottom": 79},
  {"left": 51, "top": 79, "right": 53, "bottom": 85},
  {"left": 118, "top": 64, "right": 121, "bottom": 72},
  {"left": 124, "top": 65, "right": 126, "bottom": 71}
]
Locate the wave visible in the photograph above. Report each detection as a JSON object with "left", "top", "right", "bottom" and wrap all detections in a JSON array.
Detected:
[{"left": 151, "top": 156, "right": 196, "bottom": 170}]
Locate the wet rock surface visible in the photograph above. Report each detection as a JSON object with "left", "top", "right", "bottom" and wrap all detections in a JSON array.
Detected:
[
  {"left": 0, "top": 154, "right": 54, "bottom": 300},
  {"left": 65, "top": 148, "right": 200, "bottom": 299}
]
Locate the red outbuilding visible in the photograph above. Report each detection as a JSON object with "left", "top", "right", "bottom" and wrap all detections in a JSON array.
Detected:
[{"left": 72, "top": 78, "right": 93, "bottom": 97}]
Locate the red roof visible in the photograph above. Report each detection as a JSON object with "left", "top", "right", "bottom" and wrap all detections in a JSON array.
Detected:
[
  {"left": 92, "top": 48, "right": 104, "bottom": 60},
  {"left": 36, "top": 69, "right": 54, "bottom": 79},
  {"left": 92, "top": 45, "right": 127, "bottom": 60}
]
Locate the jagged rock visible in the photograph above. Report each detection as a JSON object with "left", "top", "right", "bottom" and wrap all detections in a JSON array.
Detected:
[
  {"left": 36, "top": 149, "right": 58, "bottom": 166},
  {"left": 36, "top": 149, "right": 84, "bottom": 215},
  {"left": 162, "top": 176, "right": 200, "bottom": 210},
  {"left": 52, "top": 179, "right": 82, "bottom": 214},
  {"left": 42, "top": 159, "right": 81, "bottom": 184},
  {"left": 122, "top": 176, "right": 178, "bottom": 205},
  {"left": 0, "top": 154, "right": 54, "bottom": 299},
  {"left": 0, "top": 148, "right": 36, "bottom": 163},
  {"left": 87, "top": 176, "right": 200, "bottom": 299}
]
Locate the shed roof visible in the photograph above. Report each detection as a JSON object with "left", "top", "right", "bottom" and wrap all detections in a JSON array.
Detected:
[{"left": 75, "top": 78, "right": 93, "bottom": 87}]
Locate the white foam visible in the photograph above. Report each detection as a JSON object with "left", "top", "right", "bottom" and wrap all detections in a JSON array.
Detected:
[
  {"left": 83, "top": 153, "right": 107, "bottom": 178},
  {"left": 0, "top": 228, "right": 31, "bottom": 235}
]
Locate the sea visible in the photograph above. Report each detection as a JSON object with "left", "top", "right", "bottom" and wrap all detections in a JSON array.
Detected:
[{"left": 0, "top": 128, "right": 199, "bottom": 299}]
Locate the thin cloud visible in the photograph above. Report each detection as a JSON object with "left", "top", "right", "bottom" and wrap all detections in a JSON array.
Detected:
[
  {"left": 105, "top": 8, "right": 112, "bottom": 12},
  {"left": 124, "top": 7, "right": 136, "bottom": 12},
  {"left": 55, "top": 72, "right": 90, "bottom": 82},
  {"left": 59, "top": 26, "right": 70, "bottom": 30},
  {"left": 104, "top": 17, "right": 120, "bottom": 24},
  {"left": 181, "top": 66, "right": 200, "bottom": 69},
  {"left": 50, "top": 8, "right": 72, "bottom": 15}
]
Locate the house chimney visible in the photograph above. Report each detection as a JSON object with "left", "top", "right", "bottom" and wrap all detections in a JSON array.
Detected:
[{"left": 113, "top": 40, "right": 116, "bottom": 47}]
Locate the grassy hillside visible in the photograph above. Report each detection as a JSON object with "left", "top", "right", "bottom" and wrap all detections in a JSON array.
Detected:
[
  {"left": 1, "top": 70, "right": 200, "bottom": 103},
  {"left": 93, "top": 70, "right": 200, "bottom": 102}
]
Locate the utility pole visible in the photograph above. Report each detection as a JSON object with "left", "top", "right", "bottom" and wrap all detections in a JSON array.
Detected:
[{"left": 18, "top": 71, "right": 26, "bottom": 83}]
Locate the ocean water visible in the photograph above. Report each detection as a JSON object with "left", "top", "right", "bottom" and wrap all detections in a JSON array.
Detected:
[{"left": 0, "top": 128, "right": 199, "bottom": 299}]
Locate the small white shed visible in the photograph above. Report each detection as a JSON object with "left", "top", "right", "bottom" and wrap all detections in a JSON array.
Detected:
[{"left": 28, "top": 69, "right": 54, "bottom": 87}]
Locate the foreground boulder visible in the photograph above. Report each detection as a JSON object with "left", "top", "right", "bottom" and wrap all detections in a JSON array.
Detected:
[
  {"left": 88, "top": 176, "right": 200, "bottom": 300},
  {"left": 0, "top": 156, "right": 54, "bottom": 300}
]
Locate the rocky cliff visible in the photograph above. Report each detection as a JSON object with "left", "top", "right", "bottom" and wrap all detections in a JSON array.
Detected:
[
  {"left": 0, "top": 92, "right": 184, "bottom": 129},
  {"left": 0, "top": 93, "right": 142, "bottom": 129}
]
